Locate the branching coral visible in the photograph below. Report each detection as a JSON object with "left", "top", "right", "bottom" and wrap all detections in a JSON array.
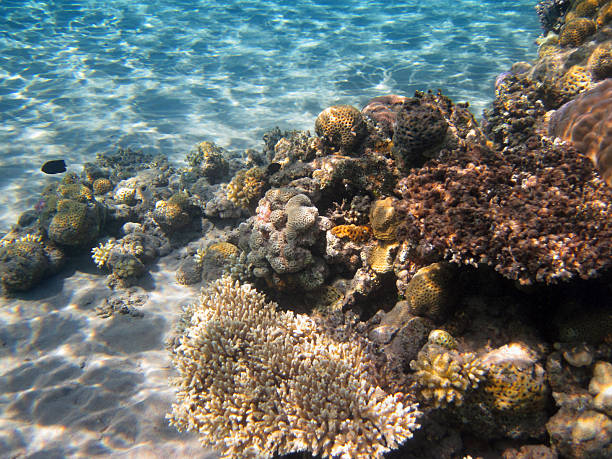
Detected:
[{"left": 168, "top": 277, "right": 421, "bottom": 458}]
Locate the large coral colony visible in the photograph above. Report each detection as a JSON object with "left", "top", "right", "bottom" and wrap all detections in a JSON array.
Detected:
[{"left": 2, "top": 1, "right": 612, "bottom": 458}]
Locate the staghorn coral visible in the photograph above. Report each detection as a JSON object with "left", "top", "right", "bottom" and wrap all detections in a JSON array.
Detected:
[
  {"left": 404, "top": 262, "right": 457, "bottom": 323},
  {"left": 559, "top": 18, "right": 596, "bottom": 47},
  {"left": 588, "top": 42, "right": 612, "bottom": 80},
  {"left": 410, "top": 330, "right": 485, "bottom": 409},
  {"left": 330, "top": 224, "right": 372, "bottom": 243},
  {"left": 395, "top": 135, "right": 612, "bottom": 285},
  {"left": 167, "top": 276, "right": 421, "bottom": 458},
  {"left": 315, "top": 105, "right": 368, "bottom": 153},
  {"left": 548, "top": 78, "right": 612, "bottom": 186},
  {"left": 369, "top": 197, "right": 399, "bottom": 241},
  {"left": 226, "top": 166, "right": 266, "bottom": 210}
]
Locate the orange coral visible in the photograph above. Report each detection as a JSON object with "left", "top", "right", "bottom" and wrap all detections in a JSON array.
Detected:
[
  {"left": 207, "top": 242, "right": 240, "bottom": 259},
  {"left": 549, "top": 79, "right": 612, "bottom": 186},
  {"left": 330, "top": 224, "right": 373, "bottom": 243}
]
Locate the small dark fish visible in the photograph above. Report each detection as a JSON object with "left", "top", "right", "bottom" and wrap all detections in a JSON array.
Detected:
[
  {"left": 41, "top": 159, "right": 67, "bottom": 174},
  {"left": 266, "top": 162, "right": 281, "bottom": 175}
]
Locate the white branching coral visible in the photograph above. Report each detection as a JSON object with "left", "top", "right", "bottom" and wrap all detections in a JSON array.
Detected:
[
  {"left": 167, "top": 276, "right": 421, "bottom": 459},
  {"left": 91, "top": 240, "right": 115, "bottom": 268}
]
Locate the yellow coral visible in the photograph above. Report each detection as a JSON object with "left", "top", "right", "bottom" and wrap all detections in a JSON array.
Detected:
[
  {"left": 367, "top": 241, "right": 399, "bottom": 274},
  {"left": 92, "top": 178, "right": 112, "bottom": 195},
  {"left": 58, "top": 183, "right": 93, "bottom": 202},
  {"left": 330, "top": 224, "right": 373, "bottom": 243},
  {"left": 427, "top": 329, "right": 458, "bottom": 350},
  {"left": 114, "top": 187, "right": 137, "bottom": 205},
  {"left": 91, "top": 240, "right": 115, "bottom": 269},
  {"left": 559, "top": 18, "right": 596, "bottom": 47},
  {"left": 207, "top": 242, "right": 240, "bottom": 259},
  {"left": 557, "top": 65, "right": 593, "bottom": 101},
  {"left": 168, "top": 276, "right": 421, "bottom": 459},
  {"left": 226, "top": 166, "right": 266, "bottom": 209},
  {"left": 315, "top": 105, "right": 367, "bottom": 152},
  {"left": 369, "top": 197, "right": 399, "bottom": 241}
]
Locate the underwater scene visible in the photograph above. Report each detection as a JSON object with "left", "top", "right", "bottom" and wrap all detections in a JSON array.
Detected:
[{"left": 1, "top": 0, "right": 611, "bottom": 458}]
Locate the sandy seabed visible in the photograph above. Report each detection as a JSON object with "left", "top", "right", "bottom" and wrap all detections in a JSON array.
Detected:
[{"left": 0, "top": 250, "right": 217, "bottom": 458}]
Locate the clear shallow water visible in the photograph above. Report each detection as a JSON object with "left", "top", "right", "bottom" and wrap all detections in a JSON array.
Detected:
[{"left": 0, "top": 0, "right": 539, "bottom": 232}]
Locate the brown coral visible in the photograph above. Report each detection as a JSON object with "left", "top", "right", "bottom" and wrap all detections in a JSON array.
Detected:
[
  {"left": 588, "top": 42, "right": 612, "bottom": 81},
  {"left": 92, "top": 178, "right": 112, "bottom": 195},
  {"left": 366, "top": 241, "right": 399, "bottom": 274},
  {"left": 404, "top": 262, "right": 456, "bottom": 323},
  {"left": 361, "top": 95, "right": 408, "bottom": 138},
  {"left": 559, "top": 18, "right": 596, "bottom": 47},
  {"left": 597, "top": 1, "right": 612, "bottom": 27},
  {"left": 315, "top": 104, "right": 368, "bottom": 153},
  {"left": 226, "top": 166, "right": 266, "bottom": 210},
  {"left": 392, "top": 98, "right": 448, "bottom": 170},
  {"left": 548, "top": 78, "right": 612, "bottom": 186},
  {"left": 395, "top": 136, "right": 612, "bottom": 285},
  {"left": 330, "top": 224, "right": 372, "bottom": 243},
  {"left": 556, "top": 65, "right": 593, "bottom": 101}
]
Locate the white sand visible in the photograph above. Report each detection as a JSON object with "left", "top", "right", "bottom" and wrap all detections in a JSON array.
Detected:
[{"left": 0, "top": 251, "right": 217, "bottom": 458}]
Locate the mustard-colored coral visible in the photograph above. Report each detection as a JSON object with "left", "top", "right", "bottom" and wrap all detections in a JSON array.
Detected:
[
  {"left": 559, "top": 18, "right": 596, "bottom": 47},
  {"left": 366, "top": 241, "right": 398, "bottom": 274},
  {"left": 226, "top": 166, "right": 266, "bottom": 209},
  {"left": 153, "top": 198, "right": 190, "bottom": 230},
  {"left": 557, "top": 65, "right": 593, "bottom": 100},
  {"left": 369, "top": 197, "right": 399, "bottom": 241},
  {"left": 330, "top": 224, "right": 373, "bottom": 243},
  {"left": 57, "top": 183, "right": 94, "bottom": 202},
  {"left": 168, "top": 276, "right": 421, "bottom": 459},
  {"left": 427, "top": 329, "right": 458, "bottom": 350},
  {"left": 573, "top": 0, "right": 601, "bottom": 18},
  {"left": 92, "top": 178, "right": 112, "bottom": 195},
  {"left": 315, "top": 105, "right": 367, "bottom": 152},
  {"left": 48, "top": 199, "right": 94, "bottom": 246}
]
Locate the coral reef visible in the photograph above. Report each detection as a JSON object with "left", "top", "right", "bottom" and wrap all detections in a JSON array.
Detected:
[
  {"left": 365, "top": 241, "right": 399, "bottom": 275},
  {"left": 48, "top": 198, "right": 103, "bottom": 247},
  {"left": 152, "top": 193, "right": 192, "bottom": 232},
  {"left": 168, "top": 277, "right": 421, "bottom": 458},
  {"left": 92, "top": 178, "right": 113, "bottom": 195},
  {"left": 315, "top": 105, "right": 368, "bottom": 153},
  {"left": 548, "top": 78, "right": 612, "bottom": 186}
]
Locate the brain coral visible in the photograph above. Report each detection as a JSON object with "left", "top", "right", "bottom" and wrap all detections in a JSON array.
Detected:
[
  {"left": 168, "top": 276, "right": 421, "bottom": 458},
  {"left": 548, "top": 78, "right": 612, "bottom": 186},
  {"left": 315, "top": 105, "right": 368, "bottom": 153},
  {"left": 559, "top": 18, "right": 596, "bottom": 47},
  {"left": 556, "top": 65, "right": 593, "bottom": 101},
  {"left": 392, "top": 98, "right": 449, "bottom": 170},
  {"left": 395, "top": 135, "right": 612, "bottom": 285}
]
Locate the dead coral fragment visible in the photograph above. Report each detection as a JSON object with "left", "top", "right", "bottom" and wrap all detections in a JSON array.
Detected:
[{"left": 168, "top": 277, "right": 421, "bottom": 459}]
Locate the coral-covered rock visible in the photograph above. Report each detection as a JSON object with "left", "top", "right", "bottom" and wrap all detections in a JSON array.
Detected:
[
  {"left": 0, "top": 238, "right": 51, "bottom": 293},
  {"left": 186, "top": 141, "right": 229, "bottom": 183},
  {"left": 48, "top": 198, "right": 103, "bottom": 247},
  {"left": 548, "top": 78, "right": 612, "bottom": 186},
  {"left": 547, "top": 408, "right": 612, "bottom": 458},
  {"left": 330, "top": 224, "right": 372, "bottom": 243},
  {"left": 315, "top": 104, "right": 368, "bottom": 153}
]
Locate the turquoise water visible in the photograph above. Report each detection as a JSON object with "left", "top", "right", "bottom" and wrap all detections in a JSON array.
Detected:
[{"left": 0, "top": 0, "right": 539, "bottom": 230}]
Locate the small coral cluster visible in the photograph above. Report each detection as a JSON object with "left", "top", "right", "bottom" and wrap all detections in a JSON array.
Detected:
[{"left": 168, "top": 277, "right": 421, "bottom": 458}]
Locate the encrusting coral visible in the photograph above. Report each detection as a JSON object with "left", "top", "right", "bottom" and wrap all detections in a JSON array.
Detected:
[{"left": 167, "top": 276, "right": 421, "bottom": 458}]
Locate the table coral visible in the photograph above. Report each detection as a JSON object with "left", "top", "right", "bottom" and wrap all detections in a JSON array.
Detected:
[
  {"left": 168, "top": 276, "right": 421, "bottom": 458},
  {"left": 548, "top": 78, "right": 612, "bottom": 186}
]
